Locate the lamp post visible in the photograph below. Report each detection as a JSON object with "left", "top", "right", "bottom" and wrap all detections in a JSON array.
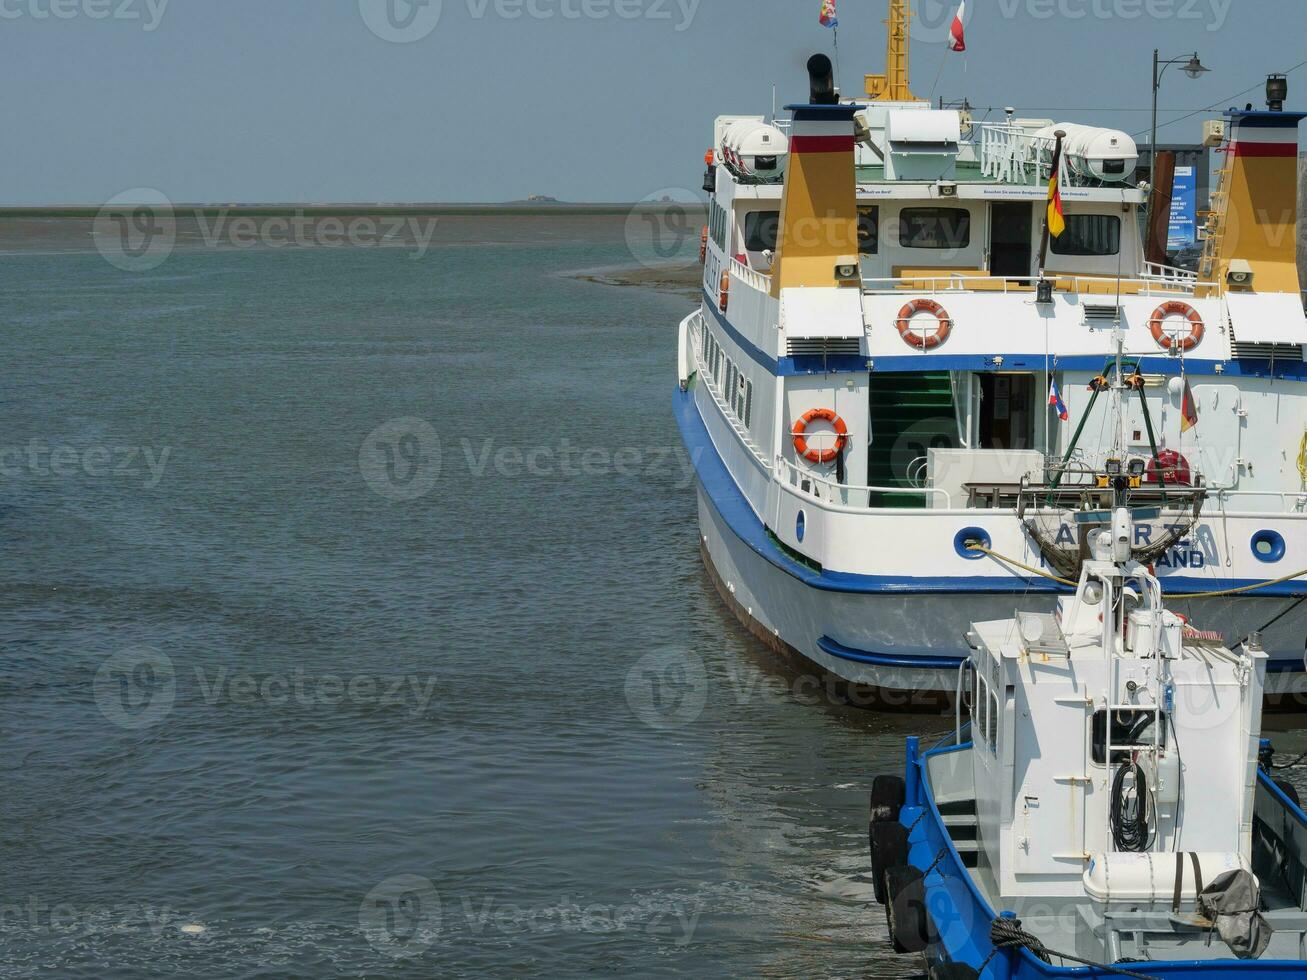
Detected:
[{"left": 1147, "top": 50, "right": 1210, "bottom": 227}]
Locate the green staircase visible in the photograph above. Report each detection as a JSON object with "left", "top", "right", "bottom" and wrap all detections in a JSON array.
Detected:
[{"left": 867, "top": 372, "right": 956, "bottom": 508}]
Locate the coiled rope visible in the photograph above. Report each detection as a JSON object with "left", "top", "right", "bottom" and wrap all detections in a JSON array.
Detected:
[
  {"left": 966, "top": 544, "right": 1307, "bottom": 600},
  {"left": 978, "top": 916, "right": 1164, "bottom": 980}
]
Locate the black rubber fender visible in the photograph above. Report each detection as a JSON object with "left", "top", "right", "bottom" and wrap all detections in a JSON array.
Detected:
[
  {"left": 870, "top": 774, "right": 906, "bottom": 824},
  {"left": 870, "top": 820, "right": 909, "bottom": 905},
  {"left": 1276, "top": 779, "right": 1301, "bottom": 807},
  {"left": 885, "top": 865, "right": 934, "bottom": 954}
]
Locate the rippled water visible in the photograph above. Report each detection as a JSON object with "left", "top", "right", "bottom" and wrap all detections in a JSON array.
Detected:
[{"left": 2, "top": 218, "right": 1303, "bottom": 979}]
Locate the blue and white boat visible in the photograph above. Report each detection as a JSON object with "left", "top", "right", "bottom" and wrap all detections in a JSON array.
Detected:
[
  {"left": 868, "top": 485, "right": 1307, "bottom": 976},
  {"left": 674, "top": 0, "right": 1307, "bottom": 703}
]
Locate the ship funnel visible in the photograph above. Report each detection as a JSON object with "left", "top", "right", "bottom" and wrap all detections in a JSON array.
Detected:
[{"left": 807, "top": 54, "right": 838, "bottom": 104}]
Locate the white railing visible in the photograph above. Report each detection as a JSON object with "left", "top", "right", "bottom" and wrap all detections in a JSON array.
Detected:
[
  {"left": 730, "top": 257, "right": 771, "bottom": 294},
  {"left": 976, "top": 123, "right": 1072, "bottom": 188},
  {"left": 775, "top": 455, "right": 953, "bottom": 510},
  {"left": 688, "top": 311, "right": 768, "bottom": 461},
  {"left": 1210, "top": 489, "right": 1307, "bottom": 514},
  {"left": 1144, "top": 261, "right": 1199, "bottom": 286},
  {"left": 861, "top": 272, "right": 1217, "bottom": 298}
]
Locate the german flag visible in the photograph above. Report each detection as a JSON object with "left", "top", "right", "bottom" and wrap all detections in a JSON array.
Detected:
[
  {"left": 1180, "top": 378, "right": 1199, "bottom": 432},
  {"left": 1047, "top": 137, "right": 1066, "bottom": 238}
]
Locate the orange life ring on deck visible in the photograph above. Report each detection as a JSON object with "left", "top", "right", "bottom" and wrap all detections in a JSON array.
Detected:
[
  {"left": 895, "top": 298, "right": 953, "bottom": 351},
  {"left": 792, "top": 408, "right": 849, "bottom": 464},
  {"left": 699, "top": 226, "right": 708, "bottom": 265},
  {"left": 719, "top": 271, "right": 730, "bottom": 312},
  {"left": 1149, "top": 301, "right": 1205, "bottom": 352}
]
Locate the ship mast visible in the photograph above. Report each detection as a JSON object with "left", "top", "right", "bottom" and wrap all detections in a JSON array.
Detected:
[{"left": 865, "top": 0, "right": 917, "bottom": 102}]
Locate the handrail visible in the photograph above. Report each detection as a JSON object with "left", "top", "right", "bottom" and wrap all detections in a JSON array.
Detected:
[
  {"left": 861, "top": 272, "right": 1219, "bottom": 297},
  {"left": 775, "top": 455, "right": 953, "bottom": 509},
  {"left": 730, "top": 257, "right": 771, "bottom": 293},
  {"left": 688, "top": 311, "right": 769, "bottom": 464}
]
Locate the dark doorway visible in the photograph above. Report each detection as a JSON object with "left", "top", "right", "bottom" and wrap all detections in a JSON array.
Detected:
[
  {"left": 979, "top": 374, "right": 1036, "bottom": 450},
  {"left": 990, "top": 203, "right": 1033, "bottom": 280}
]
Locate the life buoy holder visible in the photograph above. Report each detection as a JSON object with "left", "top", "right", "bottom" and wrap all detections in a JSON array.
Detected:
[
  {"left": 719, "top": 271, "right": 730, "bottom": 312},
  {"left": 699, "top": 226, "right": 708, "bottom": 265},
  {"left": 792, "top": 409, "right": 849, "bottom": 465},
  {"left": 1149, "top": 301, "right": 1205, "bottom": 353},
  {"left": 895, "top": 299, "right": 953, "bottom": 351}
]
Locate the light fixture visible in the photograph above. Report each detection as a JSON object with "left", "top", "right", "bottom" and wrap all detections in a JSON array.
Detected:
[
  {"left": 1183, "top": 54, "right": 1210, "bottom": 80},
  {"left": 1036, "top": 279, "right": 1054, "bottom": 305}
]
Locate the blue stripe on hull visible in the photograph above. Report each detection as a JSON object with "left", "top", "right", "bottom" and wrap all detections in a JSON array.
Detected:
[
  {"left": 817, "top": 635, "right": 965, "bottom": 670},
  {"left": 674, "top": 384, "right": 1307, "bottom": 600}
]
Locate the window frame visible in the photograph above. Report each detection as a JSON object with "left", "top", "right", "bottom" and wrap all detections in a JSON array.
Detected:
[{"left": 898, "top": 206, "right": 972, "bottom": 250}]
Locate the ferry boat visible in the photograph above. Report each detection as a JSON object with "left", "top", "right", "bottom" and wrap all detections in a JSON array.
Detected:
[
  {"left": 674, "top": 0, "right": 1307, "bottom": 703},
  {"left": 867, "top": 481, "right": 1307, "bottom": 975}
]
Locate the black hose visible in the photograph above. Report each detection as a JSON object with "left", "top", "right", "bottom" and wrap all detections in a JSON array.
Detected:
[{"left": 1110, "top": 759, "right": 1155, "bottom": 853}]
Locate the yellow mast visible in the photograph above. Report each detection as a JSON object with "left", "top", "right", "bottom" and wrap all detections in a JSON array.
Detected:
[{"left": 864, "top": 0, "right": 917, "bottom": 102}]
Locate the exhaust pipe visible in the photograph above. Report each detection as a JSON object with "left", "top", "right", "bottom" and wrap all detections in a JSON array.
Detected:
[{"left": 807, "top": 54, "right": 838, "bottom": 105}]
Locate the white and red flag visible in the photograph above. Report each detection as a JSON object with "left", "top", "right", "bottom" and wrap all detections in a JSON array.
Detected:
[{"left": 947, "top": 1, "right": 966, "bottom": 52}]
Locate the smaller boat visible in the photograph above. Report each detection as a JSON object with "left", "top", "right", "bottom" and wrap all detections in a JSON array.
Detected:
[{"left": 868, "top": 481, "right": 1307, "bottom": 975}]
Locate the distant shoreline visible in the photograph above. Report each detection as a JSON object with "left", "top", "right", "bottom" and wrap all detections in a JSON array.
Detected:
[{"left": 0, "top": 203, "right": 707, "bottom": 219}]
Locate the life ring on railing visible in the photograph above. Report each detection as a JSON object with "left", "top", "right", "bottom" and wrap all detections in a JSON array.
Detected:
[
  {"left": 792, "top": 408, "right": 849, "bottom": 465},
  {"left": 1149, "top": 301, "right": 1205, "bottom": 352},
  {"left": 699, "top": 226, "right": 708, "bottom": 265},
  {"left": 719, "top": 271, "right": 730, "bottom": 312},
  {"left": 895, "top": 298, "right": 953, "bottom": 351}
]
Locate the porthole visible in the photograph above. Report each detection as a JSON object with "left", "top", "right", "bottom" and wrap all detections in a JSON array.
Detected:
[
  {"left": 955, "top": 527, "right": 991, "bottom": 561},
  {"left": 1251, "top": 530, "right": 1286, "bottom": 564},
  {"left": 796, "top": 510, "right": 806, "bottom": 543}
]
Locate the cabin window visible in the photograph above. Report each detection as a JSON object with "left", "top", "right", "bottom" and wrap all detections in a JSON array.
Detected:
[
  {"left": 703, "top": 331, "right": 718, "bottom": 380},
  {"left": 899, "top": 207, "right": 971, "bottom": 249},
  {"left": 1051, "top": 214, "right": 1121, "bottom": 256},
  {"left": 744, "top": 211, "right": 780, "bottom": 253},
  {"left": 1091, "top": 709, "right": 1166, "bottom": 765},
  {"left": 858, "top": 206, "right": 880, "bottom": 255}
]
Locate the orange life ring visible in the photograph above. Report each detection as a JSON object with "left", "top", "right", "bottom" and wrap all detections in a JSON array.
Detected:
[
  {"left": 792, "top": 408, "right": 849, "bottom": 465},
  {"left": 719, "top": 271, "right": 730, "bottom": 312},
  {"left": 1149, "top": 301, "right": 1205, "bottom": 352},
  {"left": 699, "top": 226, "right": 708, "bottom": 265},
  {"left": 895, "top": 298, "right": 953, "bottom": 351}
]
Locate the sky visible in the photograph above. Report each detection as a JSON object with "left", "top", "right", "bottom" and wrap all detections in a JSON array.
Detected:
[{"left": 2, "top": 0, "right": 1305, "bottom": 204}]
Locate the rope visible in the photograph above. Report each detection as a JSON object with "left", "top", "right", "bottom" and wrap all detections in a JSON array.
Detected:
[
  {"left": 979, "top": 916, "right": 1164, "bottom": 980},
  {"left": 966, "top": 544, "right": 1077, "bottom": 587},
  {"left": 969, "top": 544, "right": 1307, "bottom": 600}
]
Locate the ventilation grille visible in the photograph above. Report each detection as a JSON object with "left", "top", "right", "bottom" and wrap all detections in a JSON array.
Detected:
[
  {"left": 1231, "top": 341, "right": 1304, "bottom": 361},
  {"left": 786, "top": 338, "right": 862, "bottom": 357},
  {"left": 1082, "top": 303, "right": 1123, "bottom": 324}
]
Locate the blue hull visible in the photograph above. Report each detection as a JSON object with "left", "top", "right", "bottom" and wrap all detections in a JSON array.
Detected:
[{"left": 900, "top": 738, "right": 1307, "bottom": 977}]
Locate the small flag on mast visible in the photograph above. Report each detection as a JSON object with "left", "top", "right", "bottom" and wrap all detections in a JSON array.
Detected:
[
  {"left": 1180, "top": 378, "right": 1199, "bottom": 432},
  {"left": 819, "top": 0, "right": 837, "bottom": 28},
  {"left": 947, "top": 2, "right": 966, "bottom": 52},
  {"left": 1049, "top": 378, "right": 1069, "bottom": 422},
  {"left": 1046, "top": 134, "right": 1066, "bottom": 238}
]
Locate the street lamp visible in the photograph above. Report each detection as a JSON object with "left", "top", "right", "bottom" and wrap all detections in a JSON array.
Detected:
[{"left": 1147, "top": 50, "right": 1210, "bottom": 225}]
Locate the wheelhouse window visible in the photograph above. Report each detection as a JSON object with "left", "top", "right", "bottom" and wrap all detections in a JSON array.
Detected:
[
  {"left": 744, "top": 211, "right": 779, "bottom": 253},
  {"left": 858, "top": 206, "right": 879, "bottom": 255},
  {"left": 899, "top": 207, "right": 971, "bottom": 249},
  {"left": 1051, "top": 214, "right": 1121, "bottom": 256}
]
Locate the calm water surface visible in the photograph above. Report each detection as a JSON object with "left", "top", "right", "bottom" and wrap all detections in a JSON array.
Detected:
[{"left": 1, "top": 218, "right": 1302, "bottom": 979}]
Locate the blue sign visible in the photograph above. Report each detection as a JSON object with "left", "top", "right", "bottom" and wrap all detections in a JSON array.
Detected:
[{"left": 1168, "top": 165, "right": 1198, "bottom": 251}]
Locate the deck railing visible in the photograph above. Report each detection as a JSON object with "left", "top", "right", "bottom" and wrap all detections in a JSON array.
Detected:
[
  {"left": 730, "top": 257, "right": 771, "bottom": 294},
  {"left": 861, "top": 272, "right": 1218, "bottom": 298},
  {"left": 775, "top": 455, "right": 952, "bottom": 510}
]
